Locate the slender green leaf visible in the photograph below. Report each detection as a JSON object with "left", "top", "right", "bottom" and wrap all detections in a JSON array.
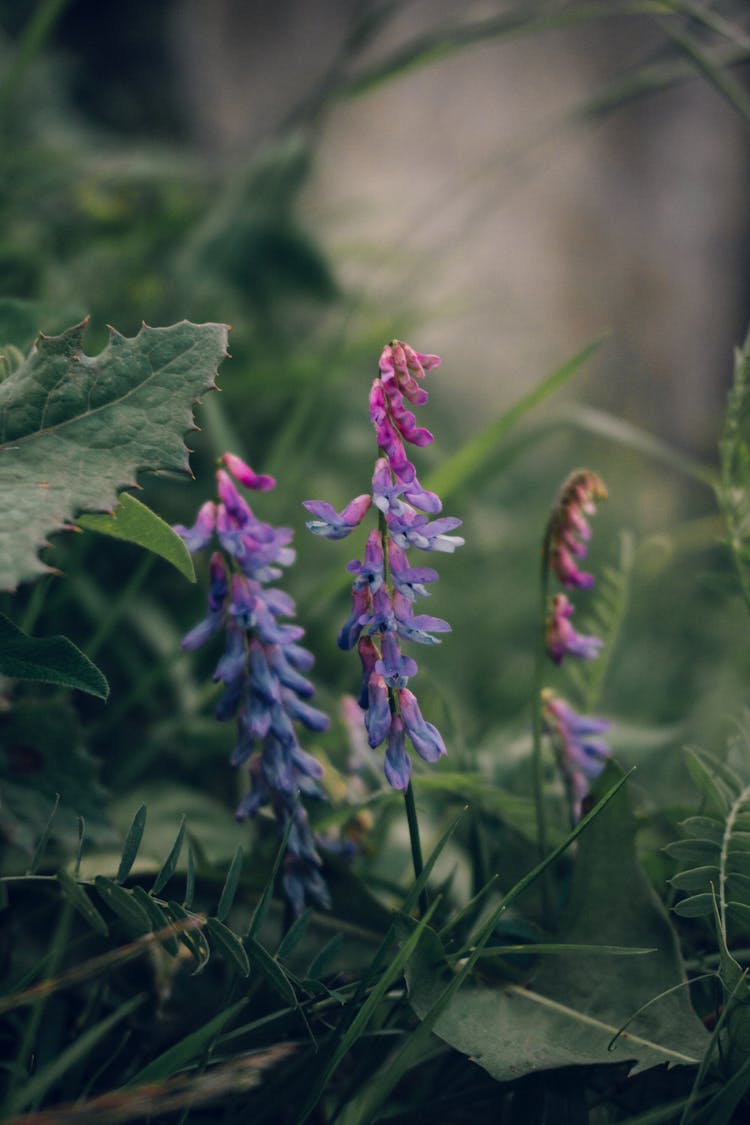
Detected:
[
  {"left": 130, "top": 886, "right": 179, "bottom": 955},
  {"left": 685, "top": 747, "right": 733, "bottom": 815},
  {"left": 680, "top": 816, "right": 725, "bottom": 842},
  {"left": 74, "top": 815, "right": 85, "bottom": 877},
  {"left": 26, "top": 793, "right": 59, "bottom": 874},
  {"left": 277, "top": 908, "right": 311, "bottom": 959},
  {"left": 206, "top": 917, "right": 250, "bottom": 978},
  {"left": 216, "top": 843, "right": 243, "bottom": 922},
  {"left": 184, "top": 840, "right": 196, "bottom": 909},
  {"left": 167, "top": 901, "right": 210, "bottom": 971},
  {"left": 126, "top": 998, "right": 247, "bottom": 1086},
  {"left": 665, "top": 839, "right": 721, "bottom": 864},
  {"left": 0, "top": 614, "right": 109, "bottom": 698},
  {"left": 306, "top": 934, "right": 344, "bottom": 981},
  {"left": 246, "top": 815, "right": 294, "bottom": 939},
  {"left": 151, "top": 815, "right": 186, "bottom": 896},
  {"left": 78, "top": 492, "right": 196, "bottom": 582},
  {"left": 425, "top": 336, "right": 605, "bottom": 502},
  {"left": 246, "top": 936, "right": 296, "bottom": 1002},
  {"left": 94, "top": 876, "right": 151, "bottom": 933},
  {"left": 116, "top": 803, "right": 147, "bottom": 884},
  {"left": 57, "top": 869, "right": 108, "bottom": 937},
  {"left": 10, "top": 994, "right": 144, "bottom": 1112},
  {"left": 669, "top": 866, "right": 720, "bottom": 893}
]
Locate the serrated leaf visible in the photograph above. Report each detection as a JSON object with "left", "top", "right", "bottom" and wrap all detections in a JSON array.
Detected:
[
  {"left": 57, "top": 869, "right": 108, "bottom": 936},
  {"left": 0, "top": 613, "right": 108, "bottom": 699},
  {"left": 216, "top": 843, "right": 243, "bottom": 922},
  {"left": 117, "top": 803, "right": 147, "bottom": 883},
  {"left": 94, "top": 876, "right": 151, "bottom": 933},
  {"left": 151, "top": 815, "right": 186, "bottom": 896},
  {"left": 78, "top": 492, "right": 195, "bottom": 582},
  {"left": 206, "top": 917, "right": 250, "bottom": 978},
  {"left": 672, "top": 893, "right": 716, "bottom": 918},
  {"left": 0, "top": 319, "right": 229, "bottom": 590},
  {"left": 669, "top": 866, "right": 720, "bottom": 893}
]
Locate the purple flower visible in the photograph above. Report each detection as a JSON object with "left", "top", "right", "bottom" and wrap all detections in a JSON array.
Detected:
[
  {"left": 303, "top": 495, "right": 372, "bottom": 539},
  {"left": 174, "top": 500, "right": 216, "bottom": 554},
  {"left": 305, "top": 339, "right": 460, "bottom": 789},
  {"left": 545, "top": 594, "right": 604, "bottom": 665},
  {"left": 176, "top": 452, "right": 331, "bottom": 916},
  {"left": 543, "top": 691, "right": 611, "bottom": 818},
  {"left": 548, "top": 471, "right": 607, "bottom": 589}
]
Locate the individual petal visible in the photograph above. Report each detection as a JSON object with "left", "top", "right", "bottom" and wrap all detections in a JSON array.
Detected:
[
  {"left": 281, "top": 687, "right": 330, "bottom": 733},
  {"left": 375, "top": 630, "right": 418, "bottom": 688},
  {"left": 356, "top": 635, "right": 380, "bottom": 708},
  {"left": 384, "top": 716, "right": 411, "bottom": 790},
  {"left": 345, "top": 529, "right": 384, "bottom": 593},
  {"left": 365, "top": 672, "right": 391, "bottom": 748},
  {"left": 222, "top": 451, "right": 276, "bottom": 491},
  {"left": 213, "top": 622, "right": 246, "bottom": 684},
  {"left": 216, "top": 469, "right": 254, "bottom": 526},
  {"left": 393, "top": 592, "right": 451, "bottom": 645},
  {"left": 173, "top": 500, "right": 216, "bottom": 554},
  {"left": 338, "top": 586, "right": 372, "bottom": 651},
  {"left": 545, "top": 594, "right": 603, "bottom": 665},
  {"left": 388, "top": 541, "right": 438, "bottom": 601},
  {"left": 304, "top": 494, "right": 372, "bottom": 539},
  {"left": 398, "top": 688, "right": 446, "bottom": 762}
]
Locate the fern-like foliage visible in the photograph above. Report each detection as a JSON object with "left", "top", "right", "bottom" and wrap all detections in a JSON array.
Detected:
[
  {"left": 563, "top": 530, "right": 634, "bottom": 712},
  {"left": 667, "top": 745, "right": 750, "bottom": 941},
  {"left": 718, "top": 321, "right": 750, "bottom": 615}
]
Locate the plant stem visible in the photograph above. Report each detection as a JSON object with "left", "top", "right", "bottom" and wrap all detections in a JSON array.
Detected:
[{"left": 403, "top": 780, "right": 427, "bottom": 918}]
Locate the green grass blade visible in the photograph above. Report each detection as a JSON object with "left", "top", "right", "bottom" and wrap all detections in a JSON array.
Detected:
[
  {"left": 216, "top": 844, "right": 243, "bottom": 922},
  {"left": 10, "top": 993, "right": 145, "bottom": 1112},
  {"left": 116, "top": 803, "right": 147, "bottom": 884},
  {"left": 151, "top": 815, "right": 186, "bottom": 896},
  {"left": 126, "top": 998, "right": 247, "bottom": 1086},
  {"left": 425, "top": 335, "right": 605, "bottom": 502}
]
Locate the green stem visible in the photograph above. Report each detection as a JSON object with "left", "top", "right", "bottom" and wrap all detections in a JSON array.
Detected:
[{"left": 403, "top": 780, "right": 427, "bottom": 918}]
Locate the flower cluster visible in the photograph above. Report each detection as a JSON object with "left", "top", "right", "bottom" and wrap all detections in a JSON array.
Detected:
[
  {"left": 542, "top": 691, "right": 611, "bottom": 815},
  {"left": 542, "top": 469, "right": 610, "bottom": 817},
  {"left": 175, "top": 453, "right": 331, "bottom": 915},
  {"left": 304, "top": 341, "right": 463, "bottom": 791}
]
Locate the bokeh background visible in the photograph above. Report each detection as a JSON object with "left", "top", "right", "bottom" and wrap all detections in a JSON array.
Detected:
[{"left": 2, "top": 0, "right": 750, "bottom": 879}]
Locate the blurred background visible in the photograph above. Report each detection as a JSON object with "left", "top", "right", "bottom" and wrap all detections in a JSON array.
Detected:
[{"left": 1, "top": 0, "right": 750, "bottom": 884}]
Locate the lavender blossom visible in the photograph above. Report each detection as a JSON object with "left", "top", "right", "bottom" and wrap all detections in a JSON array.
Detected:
[
  {"left": 176, "top": 451, "right": 330, "bottom": 915},
  {"left": 545, "top": 593, "right": 604, "bottom": 665},
  {"left": 305, "top": 340, "right": 461, "bottom": 789},
  {"left": 542, "top": 691, "right": 611, "bottom": 818}
]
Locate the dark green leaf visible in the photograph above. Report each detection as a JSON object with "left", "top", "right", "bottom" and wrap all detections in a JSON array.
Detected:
[
  {"left": 680, "top": 815, "right": 725, "bottom": 842},
  {"left": 685, "top": 748, "right": 732, "bottom": 816},
  {"left": 277, "top": 908, "right": 311, "bottom": 959},
  {"left": 151, "top": 815, "right": 186, "bottom": 896},
  {"left": 130, "top": 886, "right": 179, "bottom": 955},
  {"left": 57, "top": 869, "right": 108, "bottom": 936},
  {"left": 669, "top": 866, "right": 720, "bottom": 893},
  {"left": 27, "top": 792, "right": 59, "bottom": 874},
  {"left": 167, "top": 900, "right": 210, "bottom": 971},
  {"left": 94, "top": 876, "right": 151, "bottom": 933},
  {"left": 306, "top": 934, "right": 344, "bottom": 982},
  {"left": 0, "top": 613, "right": 108, "bottom": 699},
  {"left": 665, "top": 839, "right": 721, "bottom": 864},
  {"left": 0, "top": 319, "right": 228, "bottom": 590},
  {"left": 672, "top": 893, "right": 715, "bottom": 918},
  {"left": 184, "top": 840, "right": 196, "bottom": 909},
  {"left": 216, "top": 843, "right": 243, "bottom": 922},
  {"left": 116, "top": 803, "right": 147, "bottom": 883},
  {"left": 246, "top": 936, "right": 296, "bottom": 1001},
  {"left": 78, "top": 492, "right": 195, "bottom": 582},
  {"left": 126, "top": 998, "right": 246, "bottom": 1086},
  {"left": 206, "top": 917, "right": 250, "bottom": 978}
]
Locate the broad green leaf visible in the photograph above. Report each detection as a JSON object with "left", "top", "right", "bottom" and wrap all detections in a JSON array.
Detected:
[
  {"left": 407, "top": 764, "right": 708, "bottom": 1081},
  {"left": 94, "top": 876, "right": 151, "bottom": 933},
  {"left": 78, "top": 492, "right": 195, "bottom": 582},
  {"left": 0, "top": 613, "right": 108, "bottom": 699},
  {"left": 117, "top": 803, "right": 147, "bottom": 883},
  {"left": 151, "top": 815, "right": 186, "bottom": 896},
  {"left": 126, "top": 998, "right": 246, "bottom": 1086},
  {"left": 0, "top": 699, "right": 115, "bottom": 858},
  {"left": 206, "top": 917, "right": 250, "bottom": 978},
  {"left": 0, "top": 319, "right": 228, "bottom": 590},
  {"left": 57, "top": 869, "right": 108, "bottom": 937}
]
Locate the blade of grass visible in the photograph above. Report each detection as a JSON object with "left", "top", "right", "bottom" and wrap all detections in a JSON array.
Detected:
[
  {"left": 425, "top": 336, "right": 606, "bottom": 503},
  {"left": 116, "top": 804, "right": 147, "bottom": 884},
  {"left": 151, "top": 816, "right": 186, "bottom": 896}
]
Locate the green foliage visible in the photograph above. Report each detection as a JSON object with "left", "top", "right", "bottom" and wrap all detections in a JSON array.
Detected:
[
  {"left": 77, "top": 492, "right": 196, "bottom": 582},
  {"left": 0, "top": 611, "right": 108, "bottom": 697},
  {"left": 0, "top": 318, "right": 228, "bottom": 589}
]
